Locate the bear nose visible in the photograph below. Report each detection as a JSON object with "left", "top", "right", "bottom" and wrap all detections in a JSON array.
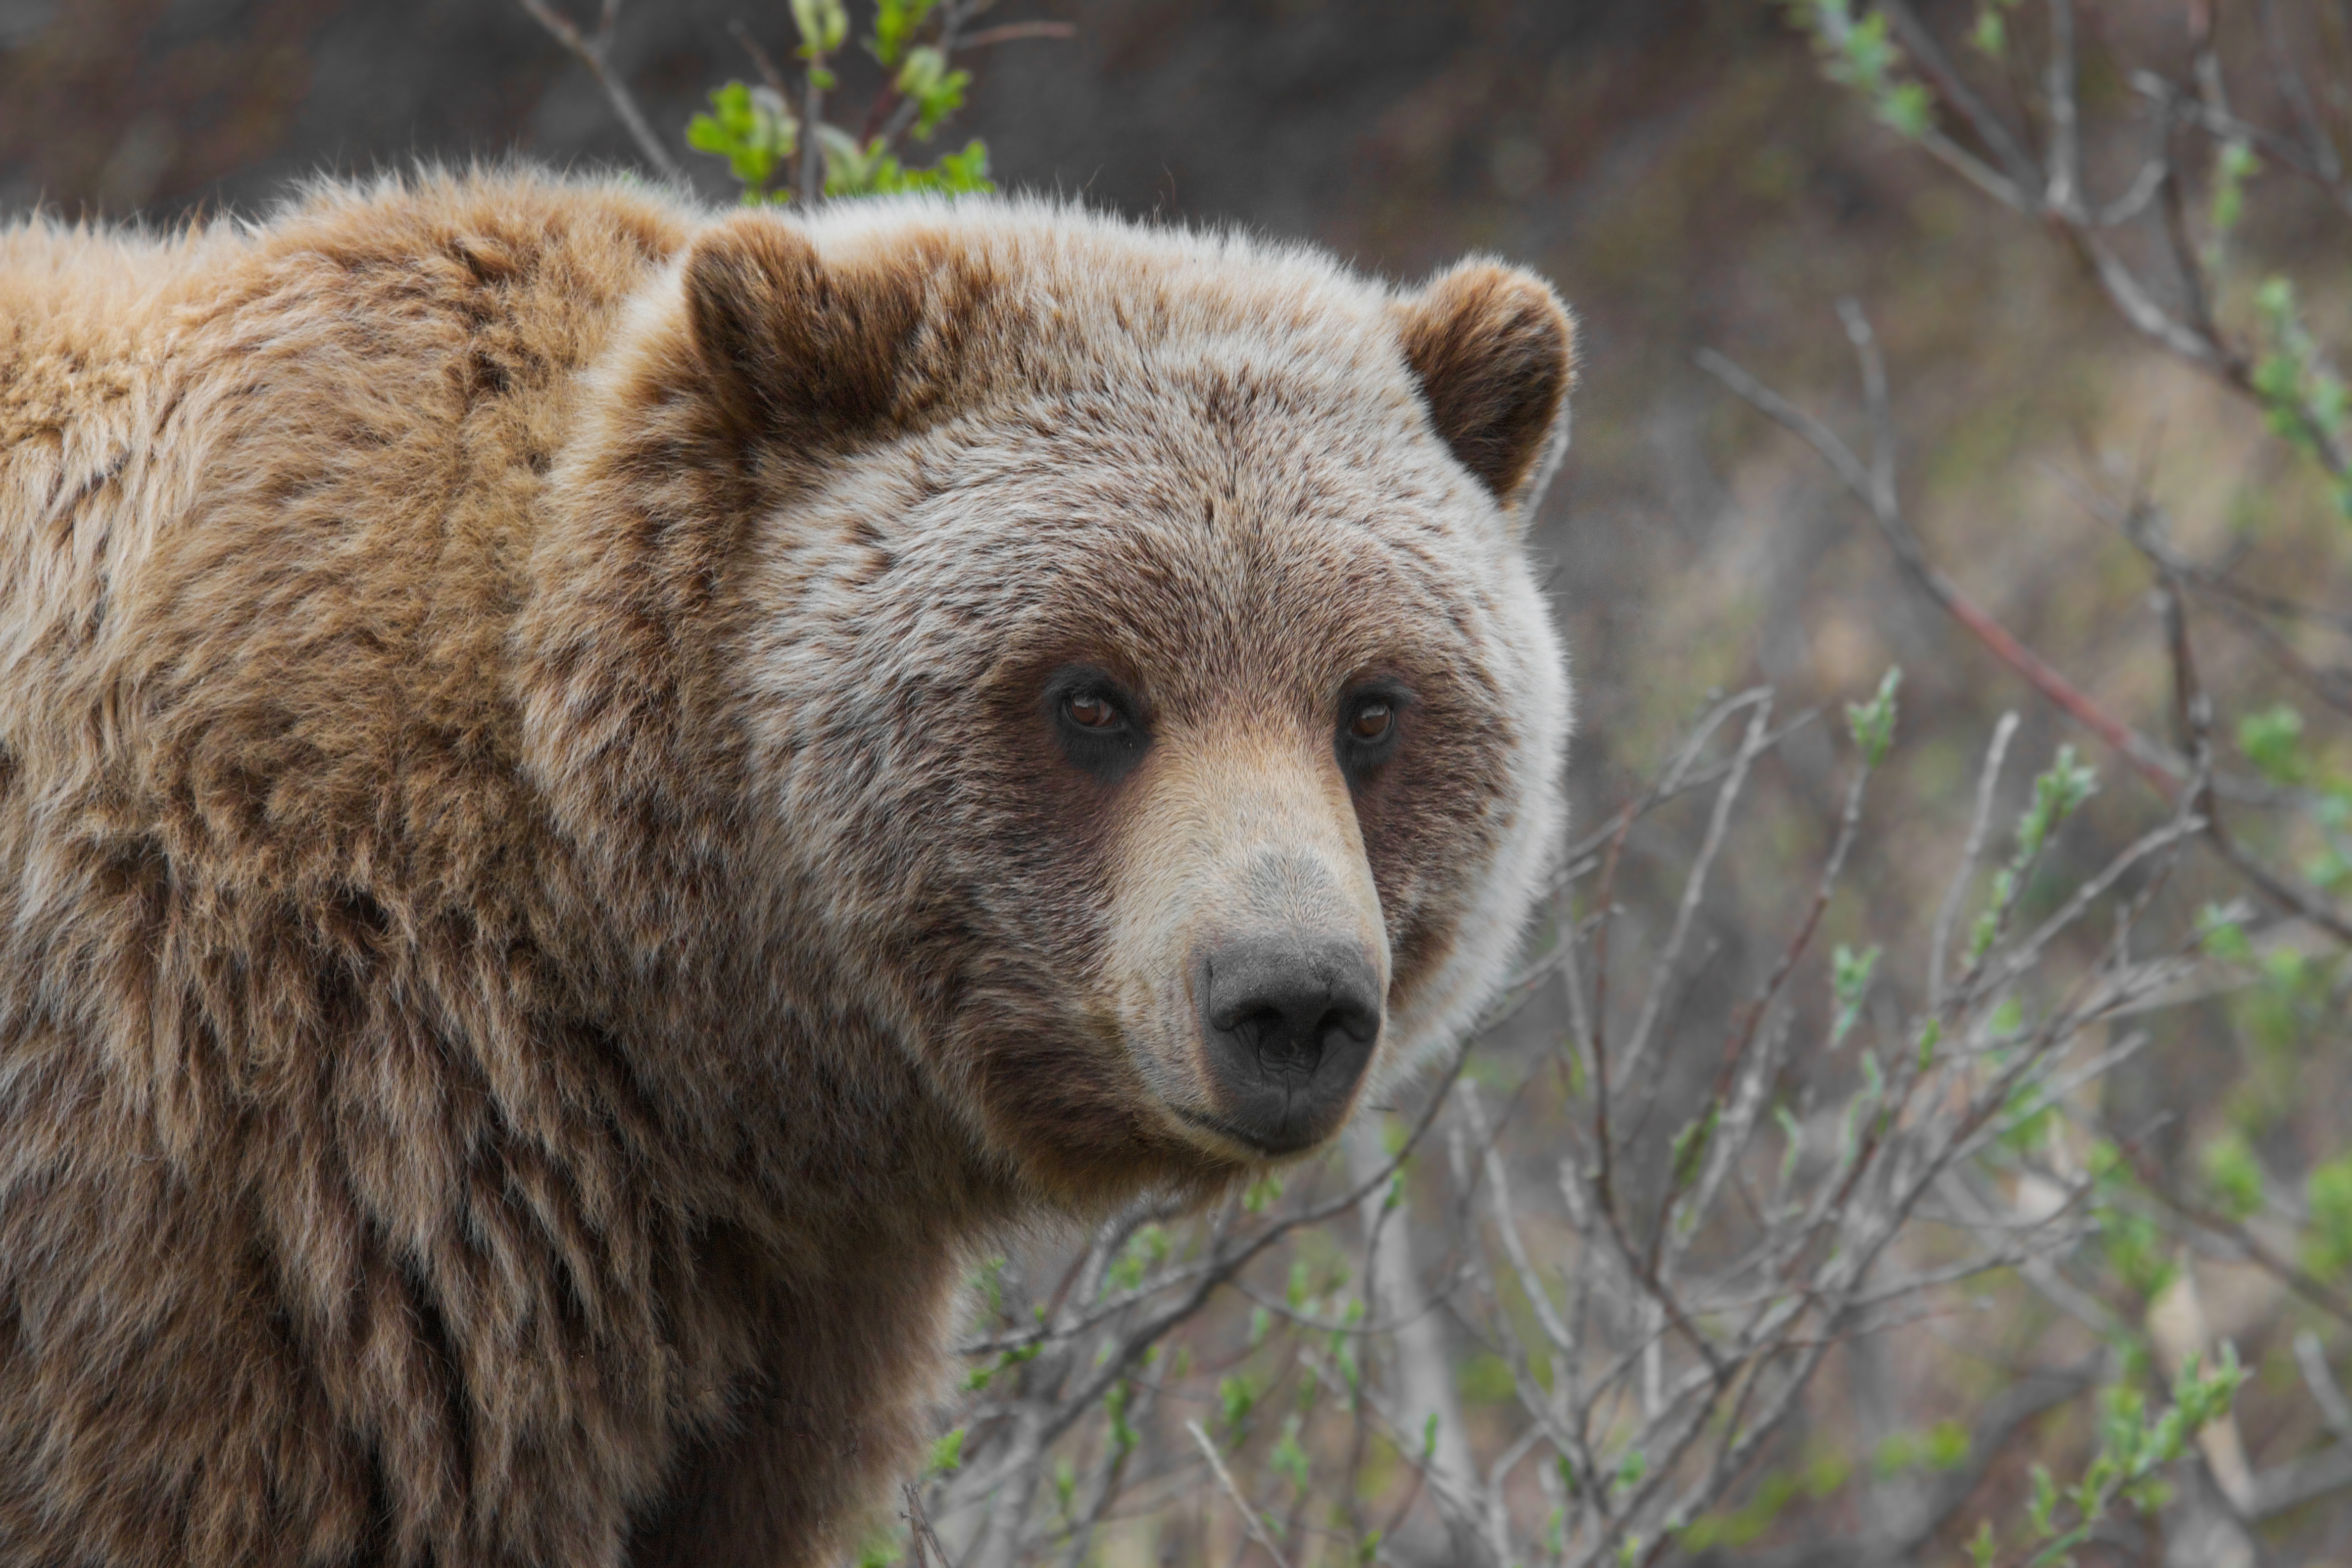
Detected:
[{"left": 1196, "top": 934, "right": 1382, "bottom": 1155}]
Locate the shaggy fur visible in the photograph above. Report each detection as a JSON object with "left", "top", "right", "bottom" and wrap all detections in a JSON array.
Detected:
[{"left": 0, "top": 170, "right": 1575, "bottom": 1567}]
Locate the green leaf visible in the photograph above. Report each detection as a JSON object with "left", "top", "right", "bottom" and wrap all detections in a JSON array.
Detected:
[
  {"left": 2305, "top": 1154, "right": 2352, "bottom": 1279},
  {"left": 684, "top": 81, "right": 798, "bottom": 200},
  {"left": 1272, "top": 1415, "right": 1311, "bottom": 1490},
  {"left": 2096, "top": 1195, "right": 2178, "bottom": 1301},
  {"left": 894, "top": 45, "right": 972, "bottom": 138},
  {"left": 2240, "top": 703, "right": 2308, "bottom": 785},
  {"left": 1916, "top": 1017, "right": 1942, "bottom": 1071},
  {"left": 1104, "top": 1222, "right": 1168, "bottom": 1296},
  {"left": 868, "top": 0, "right": 935, "bottom": 66},
  {"left": 1969, "top": 869, "right": 2016, "bottom": 964},
  {"left": 1775, "top": 1102, "right": 1805, "bottom": 1185},
  {"left": 2197, "top": 903, "right": 2254, "bottom": 964},
  {"left": 1105, "top": 1379, "right": 1139, "bottom": 1454},
  {"left": 1924, "top": 1419, "right": 1971, "bottom": 1470},
  {"left": 1243, "top": 1171, "right": 1283, "bottom": 1214},
  {"left": 2248, "top": 275, "right": 2352, "bottom": 475},
  {"left": 2016, "top": 745, "right": 2098, "bottom": 863},
  {"left": 1844, "top": 666, "right": 1902, "bottom": 766},
  {"left": 2199, "top": 1132, "right": 2264, "bottom": 1220},
  {"left": 1830, "top": 943, "right": 1881, "bottom": 1047},
  {"left": 1668, "top": 1104, "right": 1720, "bottom": 1192},
  {"left": 2210, "top": 141, "right": 2259, "bottom": 235},
  {"left": 1220, "top": 1373, "right": 1258, "bottom": 1433},
  {"left": 1877, "top": 81, "right": 1932, "bottom": 139},
  {"left": 929, "top": 1426, "right": 965, "bottom": 1473},
  {"left": 2028, "top": 1462, "right": 2059, "bottom": 1536},
  {"left": 790, "top": 0, "right": 848, "bottom": 55}
]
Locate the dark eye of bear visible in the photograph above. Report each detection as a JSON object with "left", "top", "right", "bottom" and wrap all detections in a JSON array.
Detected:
[
  {"left": 1337, "top": 687, "right": 1407, "bottom": 775},
  {"left": 1048, "top": 672, "right": 1148, "bottom": 782},
  {"left": 1065, "top": 693, "right": 1121, "bottom": 731}
]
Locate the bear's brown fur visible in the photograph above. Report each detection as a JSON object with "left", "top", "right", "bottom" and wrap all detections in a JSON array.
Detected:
[{"left": 0, "top": 170, "right": 1575, "bottom": 1567}]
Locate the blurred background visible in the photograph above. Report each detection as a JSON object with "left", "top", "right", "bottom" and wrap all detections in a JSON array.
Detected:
[
  {"left": 0, "top": 0, "right": 2041, "bottom": 775},
  {"left": 9, "top": 2, "right": 2352, "bottom": 1564},
  {"left": 0, "top": 0, "right": 2238, "bottom": 844}
]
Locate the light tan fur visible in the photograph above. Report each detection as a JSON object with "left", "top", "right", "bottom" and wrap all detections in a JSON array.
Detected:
[{"left": 0, "top": 168, "right": 1574, "bottom": 1567}]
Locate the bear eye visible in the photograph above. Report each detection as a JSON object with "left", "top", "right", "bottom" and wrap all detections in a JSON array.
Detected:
[
  {"left": 1064, "top": 692, "right": 1123, "bottom": 731},
  {"left": 1337, "top": 686, "right": 1408, "bottom": 775},
  {"left": 1048, "top": 670, "right": 1149, "bottom": 783}
]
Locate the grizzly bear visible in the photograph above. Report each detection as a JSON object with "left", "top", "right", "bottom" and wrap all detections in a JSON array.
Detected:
[{"left": 0, "top": 170, "right": 1574, "bottom": 1567}]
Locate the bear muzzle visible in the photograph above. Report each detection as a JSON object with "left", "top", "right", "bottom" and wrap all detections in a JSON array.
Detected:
[{"left": 1192, "top": 931, "right": 1382, "bottom": 1156}]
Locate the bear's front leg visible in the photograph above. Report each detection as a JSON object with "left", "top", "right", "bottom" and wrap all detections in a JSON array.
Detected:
[{"left": 627, "top": 1242, "right": 960, "bottom": 1568}]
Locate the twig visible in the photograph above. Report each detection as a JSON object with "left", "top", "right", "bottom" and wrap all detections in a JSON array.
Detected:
[
  {"left": 2044, "top": 0, "right": 2082, "bottom": 216},
  {"left": 1695, "top": 325, "right": 2187, "bottom": 799},
  {"left": 2256, "top": 0, "right": 2343, "bottom": 185},
  {"left": 728, "top": 19, "right": 793, "bottom": 100},
  {"left": 1930, "top": 713, "right": 2021, "bottom": 1010},
  {"left": 958, "top": 20, "right": 1076, "bottom": 48},
  {"left": 1186, "top": 1421, "right": 1293, "bottom": 1568},
  {"left": 1678, "top": 1362, "right": 2098, "bottom": 1568},
  {"left": 2135, "top": 69, "right": 2352, "bottom": 216},
  {"left": 2152, "top": 113, "right": 2222, "bottom": 352},
  {"left": 1875, "top": 0, "right": 2043, "bottom": 197},
  {"left": 903, "top": 1480, "right": 948, "bottom": 1568},
  {"left": 2133, "top": 508, "right": 2352, "bottom": 946},
  {"left": 1707, "top": 706, "right": 1878, "bottom": 1113},
  {"left": 1619, "top": 698, "right": 1774, "bottom": 1079},
  {"left": 798, "top": 39, "right": 828, "bottom": 203},
  {"left": 2197, "top": 586, "right": 2352, "bottom": 717},
  {"left": 515, "top": 0, "right": 689, "bottom": 187},
  {"left": 2295, "top": 1330, "right": 2352, "bottom": 1441},
  {"left": 2107, "top": 1130, "right": 2352, "bottom": 1328}
]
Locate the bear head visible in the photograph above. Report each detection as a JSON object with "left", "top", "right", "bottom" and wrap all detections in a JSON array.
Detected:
[{"left": 529, "top": 201, "right": 1574, "bottom": 1209}]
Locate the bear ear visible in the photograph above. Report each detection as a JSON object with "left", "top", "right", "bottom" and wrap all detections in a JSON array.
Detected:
[
  {"left": 1396, "top": 260, "right": 1577, "bottom": 519},
  {"left": 683, "top": 212, "right": 979, "bottom": 449}
]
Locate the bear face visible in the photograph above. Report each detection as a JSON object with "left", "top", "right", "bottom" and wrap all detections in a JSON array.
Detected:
[{"left": 613, "top": 204, "right": 1577, "bottom": 1205}]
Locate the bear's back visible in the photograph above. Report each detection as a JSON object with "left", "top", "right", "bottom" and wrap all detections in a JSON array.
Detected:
[
  {"left": 0, "top": 174, "right": 728, "bottom": 1568},
  {"left": 0, "top": 173, "right": 693, "bottom": 992}
]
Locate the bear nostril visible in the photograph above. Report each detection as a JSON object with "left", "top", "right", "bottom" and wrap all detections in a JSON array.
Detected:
[
  {"left": 1229, "top": 1005, "right": 1288, "bottom": 1057},
  {"left": 1209, "top": 977, "right": 1370, "bottom": 1073},
  {"left": 1195, "top": 934, "right": 1383, "bottom": 1151},
  {"left": 1318, "top": 995, "right": 1379, "bottom": 1046}
]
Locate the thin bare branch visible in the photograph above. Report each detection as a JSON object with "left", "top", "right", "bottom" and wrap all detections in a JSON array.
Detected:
[
  {"left": 1930, "top": 712, "right": 2021, "bottom": 1010},
  {"left": 1186, "top": 1421, "right": 1293, "bottom": 1568},
  {"left": 1619, "top": 698, "right": 1774, "bottom": 1079},
  {"left": 1695, "top": 336, "right": 2188, "bottom": 797},
  {"left": 2297, "top": 1330, "right": 2352, "bottom": 1442},
  {"left": 1876, "top": 0, "right": 2043, "bottom": 197},
  {"left": 515, "top": 0, "right": 689, "bottom": 187},
  {"left": 2043, "top": 0, "right": 2082, "bottom": 216},
  {"left": 958, "top": 20, "right": 1076, "bottom": 48},
  {"left": 2257, "top": 0, "right": 2343, "bottom": 184}
]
